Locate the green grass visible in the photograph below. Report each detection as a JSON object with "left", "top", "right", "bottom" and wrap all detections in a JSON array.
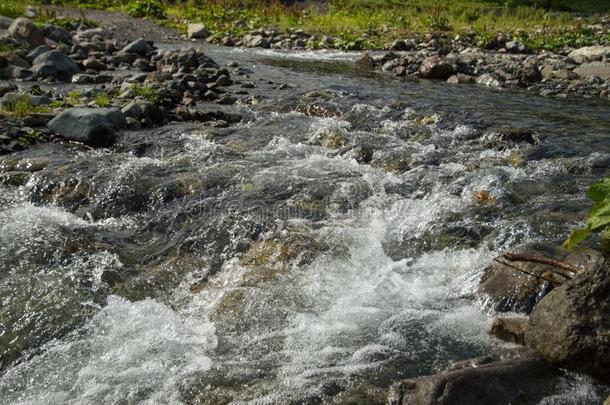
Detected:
[
  {"left": 0, "top": 0, "right": 608, "bottom": 51},
  {"left": 131, "top": 84, "right": 170, "bottom": 105},
  {"left": 1, "top": 99, "right": 51, "bottom": 118},
  {"left": 94, "top": 93, "right": 111, "bottom": 107}
]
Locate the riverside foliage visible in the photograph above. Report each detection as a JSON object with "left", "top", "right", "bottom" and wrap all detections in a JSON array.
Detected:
[{"left": 1, "top": 0, "right": 609, "bottom": 51}]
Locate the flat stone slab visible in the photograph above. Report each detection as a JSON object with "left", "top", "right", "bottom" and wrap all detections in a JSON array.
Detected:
[{"left": 574, "top": 62, "right": 610, "bottom": 80}]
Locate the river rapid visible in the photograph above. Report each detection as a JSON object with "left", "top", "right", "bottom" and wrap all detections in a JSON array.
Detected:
[{"left": 1, "top": 45, "right": 609, "bottom": 404}]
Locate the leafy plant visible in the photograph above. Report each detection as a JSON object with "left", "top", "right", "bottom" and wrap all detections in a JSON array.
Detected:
[
  {"left": 564, "top": 177, "right": 610, "bottom": 252},
  {"left": 126, "top": 0, "right": 166, "bottom": 20},
  {"left": 94, "top": 93, "right": 111, "bottom": 107},
  {"left": 131, "top": 84, "right": 171, "bottom": 106}
]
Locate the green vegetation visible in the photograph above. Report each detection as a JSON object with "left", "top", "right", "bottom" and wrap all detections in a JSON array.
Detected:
[
  {"left": 94, "top": 92, "right": 111, "bottom": 107},
  {"left": 0, "top": 0, "right": 607, "bottom": 51},
  {"left": 564, "top": 177, "right": 610, "bottom": 253},
  {"left": 0, "top": 99, "right": 51, "bottom": 118},
  {"left": 131, "top": 84, "right": 170, "bottom": 105}
]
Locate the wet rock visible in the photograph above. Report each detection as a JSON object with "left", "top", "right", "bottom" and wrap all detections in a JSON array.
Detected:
[
  {"left": 447, "top": 73, "right": 475, "bottom": 84},
  {"left": 493, "top": 128, "right": 536, "bottom": 144},
  {"left": 48, "top": 107, "right": 126, "bottom": 147},
  {"left": 476, "top": 73, "right": 503, "bottom": 87},
  {"left": 478, "top": 254, "right": 558, "bottom": 314},
  {"left": 121, "top": 101, "right": 164, "bottom": 127},
  {"left": 525, "top": 248, "right": 610, "bottom": 381},
  {"left": 387, "top": 349, "right": 559, "bottom": 405},
  {"left": 187, "top": 23, "right": 209, "bottom": 39},
  {"left": 517, "top": 62, "right": 542, "bottom": 83},
  {"left": 120, "top": 38, "right": 153, "bottom": 56},
  {"left": 418, "top": 56, "right": 454, "bottom": 80},
  {"left": 71, "top": 73, "right": 96, "bottom": 84},
  {"left": 0, "top": 65, "right": 31, "bottom": 80},
  {"left": 488, "top": 317, "right": 527, "bottom": 345},
  {"left": 32, "top": 51, "right": 80, "bottom": 82},
  {"left": 354, "top": 53, "right": 375, "bottom": 70},
  {"left": 15, "top": 157, "right": 49, "bottom": 172},
  {"left": 8, "top": 17, "right": 44, "bottom": 48}
]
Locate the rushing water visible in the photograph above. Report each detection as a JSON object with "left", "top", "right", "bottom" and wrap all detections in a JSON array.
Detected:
[{"left": 1, "top": 45, "right": 610, "bottom": 404}]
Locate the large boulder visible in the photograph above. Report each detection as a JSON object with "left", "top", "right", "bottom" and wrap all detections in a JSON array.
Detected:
[
  {"left": 32, "top": 50, "right": 79, "bottom": 82},
  {"left": 568, "top": 46, "right": 610, "bottom": 64},
  {"left": 48, "top": 108, "right": 126, "bottom": 147},
  {"left": 525, "top": 248, "right": 609, "bottom": 381},
  {"left": 43, "top": 24, "right": 72, "bottom": 45},
  {"left": 418, "top": 56, "right": 454, "bottom": 80},
  {"left": 7, "top": 17, "right": 44, "bottom": 48},
  {"left": 387, "top": 349, "right": 559, "bottom": 405}
]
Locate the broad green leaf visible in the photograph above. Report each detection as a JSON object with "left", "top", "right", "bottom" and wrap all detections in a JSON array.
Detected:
[
  {"left": 586, "top": 177, "right": 610, "bottom": 203},
  {"left": 587, "top": 200, "right": 610, "bottom": 231},
  {"left": 563, "top": 227, "right": 592, "bottom": 251}
]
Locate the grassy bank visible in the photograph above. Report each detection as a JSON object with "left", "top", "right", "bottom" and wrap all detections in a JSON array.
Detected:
[{"left": 1, "top": 0, "right": 609, "bottom": 51}]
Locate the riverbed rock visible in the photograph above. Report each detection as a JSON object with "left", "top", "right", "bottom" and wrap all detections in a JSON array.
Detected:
[
  {"left": 390, "top": 40, "right": 410, "bottom": 51},
  {"left": 478, "top": 253, "right": 558, "bottom": 314},
  {"left": 48, "top": 107, "right": 126, "bottom": 147},
  {"left": 25, "top": 45, "right": 51, "bottom": 63},
  {"left": 0, "top": 16, "right": 13, "bottom": 30},
  {"left": 387, "top": 348, "right": 559, "bottom": 405},
  {"left": 418, "top": 56, "right": 454, "bottom": 80},
  {"left": 1, "top": 92, "right": 51, "bottom": 110},
  {"left": 82, "top": 56, "right": 107, "bottom": 71},
  {"left": 243, "top": 34, "right": 270, "bottom": 49},
  {"left": 524, "top": 248, "right": 609, "bottom": 381},
  {"left": 7, "top": 17, "right": 44, "bottom": 48},
  {"left": 187, "top": 23, "right": 209, "bottom": 39},
  {"left": 32, "top": 51, "right": 80, "bottom": 82},
  {"left": 488, "top": 317, "right": 527, "bottom": 345}
]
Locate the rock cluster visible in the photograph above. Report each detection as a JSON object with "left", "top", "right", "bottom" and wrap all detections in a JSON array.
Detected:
[
  {"left": 360, "top": 41, "right": 610, "bottom": 100},
  {"left": 0, "top": 17, "right": 254, "bottom": 153}
]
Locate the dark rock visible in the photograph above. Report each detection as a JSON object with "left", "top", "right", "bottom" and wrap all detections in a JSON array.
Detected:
[
  {"left": 8, "top": 17, "right": 44, "bottom": 48},
  {"left": 0, "top": 16, "right": 13, "bottom": 30},
  {"left": 82, "top": 57, "right": 107, "bottom": 71},
  {"left": 505, "top": 40, "right": 527, "bottom": 54},
  {"left": 354, "top": 53, "right": 375, "bottom": 70},
  {"left": 419, "top": 56, "right": 454, "bottom": 80},
  {"left": 387, "top": 349, "right": 559, "bottom": 405},
  {"left": 478, "top": 253, "right": 556, "bottom": 314},
  {"left": 525, "top": 248, "right": 610, "bottom": 381},
  {"left": 390, "top": 40, "right": 410, "bottom": 51},
  {"left": 43, "top": 24, "right": 72, "bottom": 45},
  {"left": 25, "top": 45, "right": 51, "bottom": 63},
  {"left": 517, "top": 62, "right": 542, "bottom": 83},
  {"left": 217, "top": 95, "right": 237, "bottom": 105},
  {"left": 32, "top": 51, "right": 80, "bottom": 82},
  {"left": 6, "top": 54, "right": 30, "bottom": 69},
  {"left": 71, "top": 73, "right": 96, "bottom": 84},
  {"left": 488, "top": 317, "right": 527, "bottom": 345},
  {"left": 215, "top": 75, "right": 233, "bottom": 86},
  {"left": 243, "top": 34, "right": 270, "bottom": 48},
  {"left": 0, "top": 65, "right": 32, "bottom": 80},
  {"left": 48, "top": 107, "right": 126, "bottom": 147},
  {"left": 120, "top": 38, "right": 153, "bottom": 56},
  {"left": 493, "top": 128, "right": 536, "bottom": 144}
]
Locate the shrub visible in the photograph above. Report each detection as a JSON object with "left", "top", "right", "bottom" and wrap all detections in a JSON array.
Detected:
[{"left": 564, "top": 177, "right": 610, "bottom": 252}]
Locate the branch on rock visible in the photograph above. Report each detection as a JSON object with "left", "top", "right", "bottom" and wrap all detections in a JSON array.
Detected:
[
  {"left": 503, "top": 252, "right": 580, "bottom": 274},
  {"left": 493, "top": 259, "right": 565, "bottom": 285}
]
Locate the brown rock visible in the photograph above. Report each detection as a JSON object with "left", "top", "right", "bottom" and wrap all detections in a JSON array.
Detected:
[
  {"left": 488, "top": 317, "right": 527, "bottom": 345},
  {"left": 524, "top": 248, "right": 609, "bottom": 381},
  {"left": 387, "top": 349, "right": 559, "bottom": 405},
  {"left": 419, "top": 56, "right": 454, "bottom": 80},
  {"left": 7, "top": 17, "right": 44, "bottom": 48}
]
